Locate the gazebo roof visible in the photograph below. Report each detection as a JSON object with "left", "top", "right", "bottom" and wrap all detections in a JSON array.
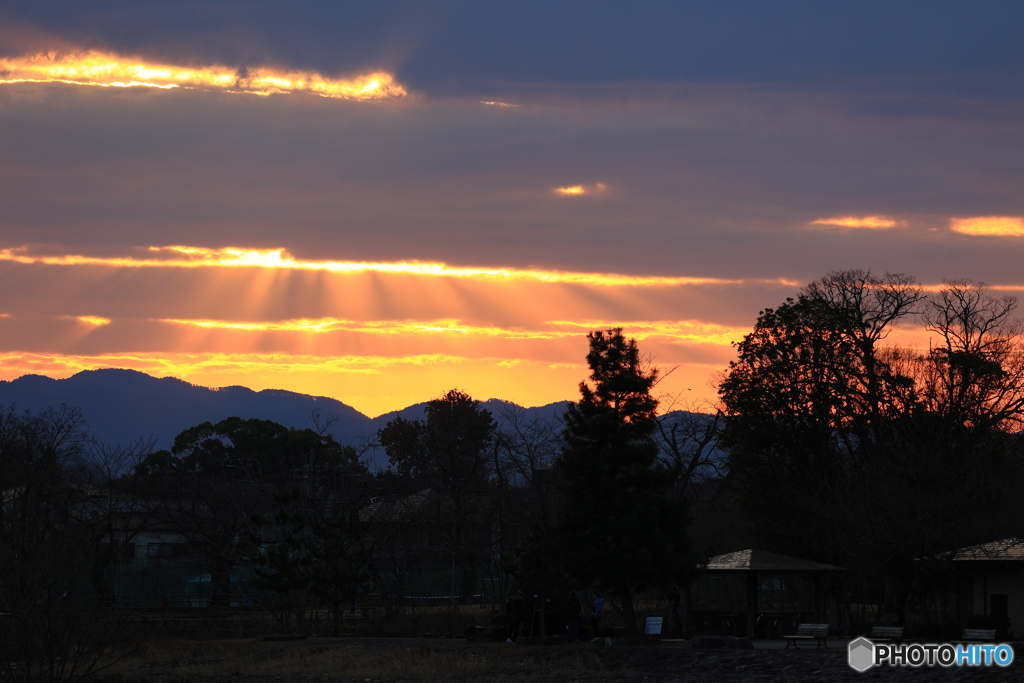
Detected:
[
  {"left": 951, "top": 538, "right": 1024, "bottom": 562},
  {"left": 705, "top": 548, "right": 845, "bottom": 573}
]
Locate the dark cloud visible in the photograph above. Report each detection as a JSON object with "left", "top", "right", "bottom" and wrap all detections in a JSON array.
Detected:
[
  {"left": 2, "top": 1, "right": 1022, "bottom": 99},
  {"left": 1, "top": 3, "right": 1022, "bottom": 292},
  {"left": 1, "top": 0, "right": 1020, "bottom": 410},
  {"left": 2, "top": 79, "right": 1022, "bottom": 287}
]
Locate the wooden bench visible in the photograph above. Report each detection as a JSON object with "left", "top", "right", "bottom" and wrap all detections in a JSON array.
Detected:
[
  {"left": 784, "top": 623, "right": 830, "bottom": 649},
  {"left": 869, "top": 626, "right": 905, "bottom": 643},
  {"left": 953, "top": 628, "right": 997, "bottom": 644}
]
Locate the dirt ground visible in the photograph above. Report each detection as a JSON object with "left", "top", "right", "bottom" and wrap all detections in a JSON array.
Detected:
[{"left": 101, "top": 636, "right": 1022, "bottom": 683}]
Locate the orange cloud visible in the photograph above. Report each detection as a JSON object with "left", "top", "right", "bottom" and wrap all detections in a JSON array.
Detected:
[
  {"left": 546, "top": 320, "right": 746, "bottom": 345},
  {"left": 555, "top": 183, "right": 607, "bottom": 196},
  {"left": 0, "top": 51, "right": 406, "bottom": 101},
  {"left": 950, "top": 216, "right": 1024, "bottom": 237},
  {"left": 810, "top": 215, "right": 902, "bottom": 229},
  {"left": 72, "top": 316, "right": 111, "bottom": 326},
  {"left": 0, "top": 245, "right": 796, "bottom": 288}
]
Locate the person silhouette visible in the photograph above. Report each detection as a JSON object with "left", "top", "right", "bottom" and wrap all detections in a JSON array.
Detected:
[
  {"left": 566, "top": 591, "right": 582, "bottom": 641},
  {"left": 590, "top": 591, "right": 603, "bottom": 641}
]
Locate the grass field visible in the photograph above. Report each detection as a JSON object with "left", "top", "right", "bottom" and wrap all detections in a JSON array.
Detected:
[
  {"left": 98, "top": 635, "right": 1014, "bottom": 682},
  {"left": 102, "top": 636, "right": 636, "bottom": 682}
]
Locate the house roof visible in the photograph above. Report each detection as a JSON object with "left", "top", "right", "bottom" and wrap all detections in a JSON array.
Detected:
[
  {"left": 359, "top": 487, "right": 497, "bottom": 523},
  {"left": 951, "top": 538, "right": 1024, "bottom": 562},
  {"left": 705, "top": 548, "right": 845, "bottom": 573}
]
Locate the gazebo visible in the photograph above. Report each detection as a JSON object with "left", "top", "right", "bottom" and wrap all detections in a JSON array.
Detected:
[
  {"left": 945, "top": 537, "right": 1024, "bottom": 641},
  {"left": 695, "top": 549, "right": 846, "bottom": 639}
]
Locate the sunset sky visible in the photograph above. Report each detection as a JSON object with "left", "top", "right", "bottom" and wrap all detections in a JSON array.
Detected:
[{"left": 1, "top": 2, "right": 1023, "bottom": 417}]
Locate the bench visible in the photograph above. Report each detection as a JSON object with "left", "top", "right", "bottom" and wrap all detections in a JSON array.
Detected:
[
  {"left": 784, "top": 623, "right": 830, "bottom": 649},
  {"left": 869, "top": 626, "right": 905, "bottom": 643},
  {"left": 953, "top": 628, "right": 997, "bottom": 644}
]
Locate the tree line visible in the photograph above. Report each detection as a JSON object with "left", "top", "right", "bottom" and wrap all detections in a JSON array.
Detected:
[
  {"left": 4, "top": 269, "right": 1022, "bottom": 680},
  {"left": 0, "top": 328, "right": 717, "bottom": 681},
  {"left": 719, "top": 271, "right": 1024, "bottom": 629}
]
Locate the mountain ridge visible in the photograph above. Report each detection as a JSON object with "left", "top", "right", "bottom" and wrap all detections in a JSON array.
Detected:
[{"left": 0, "top": 369, "right": 572, "bottom": 470}]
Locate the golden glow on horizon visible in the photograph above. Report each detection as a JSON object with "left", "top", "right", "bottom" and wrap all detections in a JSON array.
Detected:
[
  {"left": 158, "top": 316, "right": 746, "bottom": 345},
  {"left": 810, "top": 215, "right": 901, "bottom": 229},
  {"left": 0, "top": 245, "right": 797, "bottom": 288},
  {"left": 950, "top": 216, "right": 1024, "bottom": 237},
  {"left": 480, "top": 101, "right": 520, "bottom": 107},
  {"left": 0, "top": 350, "right": 718, "bottom": 417},
  {"left": 555, "top": 183, "right": 606, "bottom": 196},
  {"left": 0, "top": 351, "right": 486, "bottom": 418},
  {"left": 0, "top": 51, "right": 406, "bottom": 101}
]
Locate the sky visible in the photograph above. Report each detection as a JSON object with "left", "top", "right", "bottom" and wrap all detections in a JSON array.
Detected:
[{"left": 1, "top": 1, "right": 1023, "bottom": 417}]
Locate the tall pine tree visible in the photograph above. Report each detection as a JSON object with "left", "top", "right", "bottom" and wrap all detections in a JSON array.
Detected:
[{"left": 556, "top": 328, "right": 694, "bottom": 634}]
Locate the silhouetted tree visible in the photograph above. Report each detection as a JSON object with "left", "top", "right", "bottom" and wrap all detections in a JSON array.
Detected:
[
  {"left": 494, "top": 402, "right": 562, "bottom": 519},
  {"left": 134, "top": 417, "right": 360, "bottom": 607},
  {"left": 491, "top": 403, "right": 563, "bottom": 604},
  {"left": 655, "top": 407, "right": 724, "bottom": 494},
  {"left": 307, "top": 509, "right": 370, "bottom": 634},
  {"left": 247, "top": 488, "right": 313, "bottom": 633},
  {"left": 248, "top": 485, "right": 370, "bottom": 635},
  {"left": 556, "top": 328, "right": 695, "bottom": 634},
  {"left": 920, "top": 280, "right": 1024, "bottom": 431},
  {"left": 719, "top": 272, "right": 1024, "bottom": 625},
  {"left": 0, "top": 406, "right": 148, "bottom": 683},
  {"left": 378, "top": 389, "right": 498, "bottom": 602}
]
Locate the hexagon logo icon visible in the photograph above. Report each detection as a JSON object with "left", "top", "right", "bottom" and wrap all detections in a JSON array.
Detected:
[{"left": 848, "top": 637, "right": 875, "bottom": 672}]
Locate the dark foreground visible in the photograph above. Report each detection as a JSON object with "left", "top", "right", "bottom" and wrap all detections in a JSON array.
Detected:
[{"left": 103, "top": 637, "right": 1021, "bottom": 683}]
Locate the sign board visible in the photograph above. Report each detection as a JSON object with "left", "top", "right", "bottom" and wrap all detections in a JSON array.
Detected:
[{"left": 644, "top": 616, "right": 664, "bottom": 635}]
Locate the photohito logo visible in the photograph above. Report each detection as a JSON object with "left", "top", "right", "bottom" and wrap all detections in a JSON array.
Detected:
[
  {"left": 848, "top": 638, "right": 875, "bottom": 672},
  {"left": 848, "top": 638, "right": 1014, "bottom": 671}
]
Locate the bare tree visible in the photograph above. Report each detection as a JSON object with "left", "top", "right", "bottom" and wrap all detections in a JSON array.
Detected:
[
  {"left": 494, "top": 403, "right": 562, "bottom": 517},
  {"left": 654, "top": 403, "right": 724, "bottom": 493},
  {"left": 0, "top": 406, "right": 152, "bottom": 683},
  {"left": 921, "top": 280, "right": 1024, "bottom": 432}
]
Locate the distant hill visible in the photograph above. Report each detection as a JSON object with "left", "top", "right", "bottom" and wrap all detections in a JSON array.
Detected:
[
  {"left": 368, "top": 397, "right": 571, "bottom": 432},
  {"left": 0, "top": 368, "right": 371, "bottom": 452},
  {"left": 0, "top": 370, "right": 721, "bottom": 473},
  {"left": 0, "top": 369, "right": 571, "bottom": 470}
]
